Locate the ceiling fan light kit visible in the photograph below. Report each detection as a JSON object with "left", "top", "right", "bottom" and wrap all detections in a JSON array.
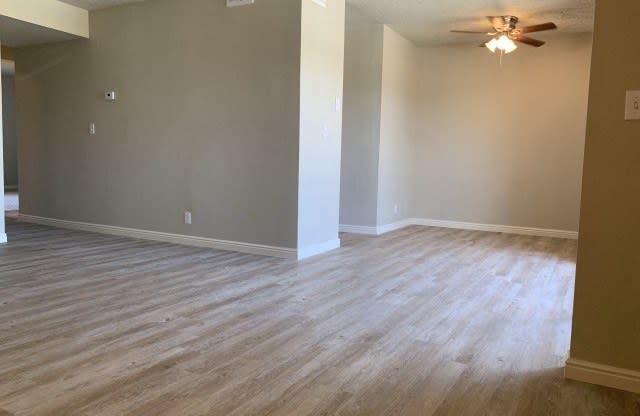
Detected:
[
  {"left": 486, "top": 35, "right": 518, "bottom": 54},
  {"left": 451, "top": 15, "right": 557, "bottom": 57}
]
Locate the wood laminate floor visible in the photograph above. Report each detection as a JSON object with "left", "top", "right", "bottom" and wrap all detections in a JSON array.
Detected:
[{"left": 1, "top": 218, "right": 639, "bottom": 415}]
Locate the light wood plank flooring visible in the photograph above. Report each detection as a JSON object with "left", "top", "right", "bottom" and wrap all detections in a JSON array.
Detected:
[{"left": 1, "top": 218, "right": 639, "bottom": 415}]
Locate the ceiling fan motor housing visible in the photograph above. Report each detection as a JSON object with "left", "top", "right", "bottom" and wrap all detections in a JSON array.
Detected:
[{"left": 499, "top": 16, "right": 519, "bottom": 35}]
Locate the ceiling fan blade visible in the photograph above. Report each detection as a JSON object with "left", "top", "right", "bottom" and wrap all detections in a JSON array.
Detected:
[
  {"left": 520, "top": 22, "right": 557, "bottom": 33},
  {"left": 515, "top": 35, "right": 546, "bottom": 47},
  {"left": 450, "top": 30, "right": 491, "bottom": 34}
]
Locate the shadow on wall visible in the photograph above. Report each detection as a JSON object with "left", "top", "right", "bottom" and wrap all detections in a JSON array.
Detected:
[{"left": 2, "top": 72, "right": 18, "bottom": 191}]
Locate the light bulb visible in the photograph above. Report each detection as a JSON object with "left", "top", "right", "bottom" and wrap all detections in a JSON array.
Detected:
[
  {"left": 496, "top": 35, "right": 510, "bottom": 49},
  {"left": 497, "top": 35, "right": 518, "bottom": 54},
  {"left": 503, "top": 40, "right": 518, "bottom": 54},
  {"left": 485, "top": 38, "right": 498, "bottom": 53}
]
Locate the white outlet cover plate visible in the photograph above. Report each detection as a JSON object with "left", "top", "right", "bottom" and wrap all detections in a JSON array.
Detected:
[{"left": 625, "top": 90, "right": 640, "bottom": 120}]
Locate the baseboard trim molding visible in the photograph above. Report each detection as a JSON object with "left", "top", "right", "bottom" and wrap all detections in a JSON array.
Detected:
[
  {"left": 16, "top": 214, "right": 297, "bottom": 259},
  {"left": 412, "top": 218, "right": 579, "bottom": 240},
  {"left": 339, "top": 219, "right": 413, "bottom": 236},
  {"left": 377, "top": 219, "right": 414, "bottom": 235},
  {"left": 565, "top": 358, "right": 640, "bottom": 394},
  {"left": 340, "top": 218, "right": 578, "bottom": 240},
  {"left": 339, "top": 224, "right": 378, "bottom": 235},
  {"left": 297, "top": 238, "right": 341, "bottom": 260},
  {"left": 0, "top": 233, "right": 6, "bottom": 244}
]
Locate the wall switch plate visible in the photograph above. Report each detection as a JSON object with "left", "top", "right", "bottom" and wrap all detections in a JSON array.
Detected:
[
  {"left": 625, "top": 90, "right": 640, "bottom": 120},
  {"left": 89, "top": 122, "right": 96, "bottom": 135},
  {"left": 184, "top": 211, "right": 192, "bottom": 225},
  {"left": 227, "top": 0, "right": 254, "bottom": 7},
  {"left": 104, "top": 91, "right": 116, "bottom": 101}
]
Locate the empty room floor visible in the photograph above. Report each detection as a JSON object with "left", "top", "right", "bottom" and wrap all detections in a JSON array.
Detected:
[{"left": 0, "top": 219, "right": 638, "bottom": 415}]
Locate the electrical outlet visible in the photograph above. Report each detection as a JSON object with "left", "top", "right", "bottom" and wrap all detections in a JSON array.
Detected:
[
  {"left": 184, "top": 211, "right": 192, "bottom": 225},
  {"left": 394, "top": 204, "right": 399, "bottom": 214},
  {"left": 89, "top": 122, "right": 96, "bottom": 135}
]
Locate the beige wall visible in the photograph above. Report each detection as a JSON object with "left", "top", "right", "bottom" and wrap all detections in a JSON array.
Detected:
[
  {"left": 17, "top": 0, "right": 301, "bottom": 248},
  {"left": 339, "top": 3, "right": 383, "bottom": 228},
  {"left": 377, "top": 26, "right": 420, "bottom": 226},
  {"left": 570, "top": 0, "right": 640, "bottom": 374},
  {"left": 413, "top": 34, "right": 593, "bottom": 232},
  {"left": 297, "top": 0, "right": 345, "bottom": 255}
]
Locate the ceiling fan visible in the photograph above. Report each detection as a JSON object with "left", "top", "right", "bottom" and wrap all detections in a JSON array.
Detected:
[{"left": 451, "top": 16, "right": 557, "bottom": 54}]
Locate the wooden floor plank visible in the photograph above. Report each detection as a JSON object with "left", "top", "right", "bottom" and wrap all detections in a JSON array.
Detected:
[{"left": 0, "top": 218, "right": 638, "bottom": 415}]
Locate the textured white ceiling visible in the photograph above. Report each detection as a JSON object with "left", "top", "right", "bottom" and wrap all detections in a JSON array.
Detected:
[
  {"left": 347, "top": 0, "right": 595, "bottom": 46},
  {"left": 56, "top": 0, "right": 595, "bottom": 45},
  {"left": 57, "top": 0, "right": 143, "bottom": 10}
]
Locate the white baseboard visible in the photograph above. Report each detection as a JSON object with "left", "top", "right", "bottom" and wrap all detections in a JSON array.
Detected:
[
  {"left": 0, "top": 233, "right": 6, "bottom": 244},
  {"left": 338, "top": 224, "right": 378, "bottom": 235},
  {"left": 412, "top": 218, "right": 579, "bottom": 240},
  {"left": 377, "top": 219, "right": 414, "bottom": 235},
  {"left": 339, "top": 219, "right": 413, "bottom": 236},
  {"left": 565, "top": 358, "right": 640, "bottom": 394},
  {"left": 297, "top": 238, "right": 341, "bottom": 260},
  {"left": 16, "top": 214, "right": 297, "bottom": 259},
  {"left": 340, "top": 218, "right": 578, "bottom": 240}
]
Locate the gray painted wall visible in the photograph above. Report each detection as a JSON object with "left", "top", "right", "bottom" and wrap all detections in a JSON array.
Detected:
[
  {"left": 414, "top": 34, "right": 592, "bottom": 232},
  {"left": 339, "top": 4, "right": 383, "bottom": 228},
  {"left": 2, "top": 74, "right": 17, "bottom": 189},
  {"left": 339, "top": 18, "right": 420, "bottom": 229},
  {"left": 16, "top": 0, "right": 302, "bottom": 248},
  {"left": 377, "top": 26, "right": 420, "bottom": 227},
  {"left": 340, "top": 23, "right": 591, "bottom": 233}
]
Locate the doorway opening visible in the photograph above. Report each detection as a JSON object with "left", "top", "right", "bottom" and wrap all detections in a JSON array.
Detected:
[{"left": 2, "top": 51, "right": 18, "bottom": 215}]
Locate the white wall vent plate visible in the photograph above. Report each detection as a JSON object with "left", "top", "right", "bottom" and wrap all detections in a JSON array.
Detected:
[{"left": 227, "top": 0, "right": 254, "bottom": 7}]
